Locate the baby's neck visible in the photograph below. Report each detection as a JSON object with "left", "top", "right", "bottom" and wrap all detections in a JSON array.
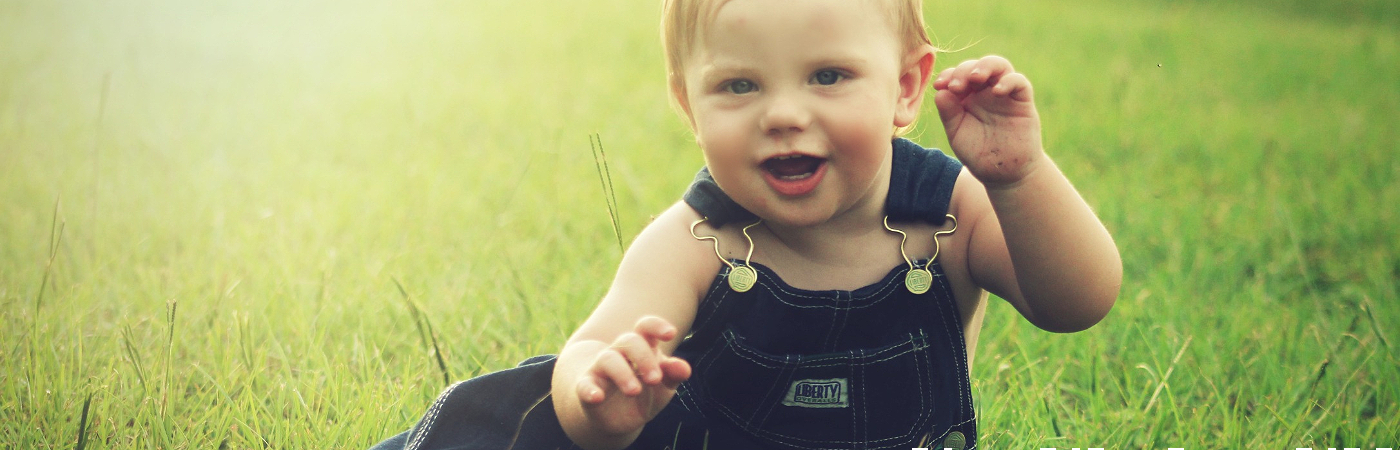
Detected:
[
  {"left": 754, "top": 205, "right": 898, "bottom": 270},
  {"left": 745, "top": 216, "right": 909, "bottom": 291}
]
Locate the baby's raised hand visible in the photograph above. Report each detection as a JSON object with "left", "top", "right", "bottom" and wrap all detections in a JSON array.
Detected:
[
  {"left": 933, "top": 55, "right": 1044, "bottom": 188},
  {"left": 573, "top": 316, "right": 692, "bottom": 437}
]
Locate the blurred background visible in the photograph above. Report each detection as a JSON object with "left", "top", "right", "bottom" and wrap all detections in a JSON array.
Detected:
[{"left": 2, "top": 0, "right": 1396, "bottom": 448}]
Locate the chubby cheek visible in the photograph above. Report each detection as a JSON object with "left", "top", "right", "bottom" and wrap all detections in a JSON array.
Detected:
[
  {"left": 693, "top": 111, "right": 753, "bottom": 172},
  {"left": 836, "top": 90, "right": 898, "bottom": 140},
  {"left": 826, "top": 101, "right": 893, "bottom": 159},
  {"left": 693, "top": 112, "right": 772, "bottom": 210}
]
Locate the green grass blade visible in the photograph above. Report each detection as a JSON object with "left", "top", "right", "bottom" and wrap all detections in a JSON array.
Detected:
[
  {"left": 590, "top": 133, "right": 625, "bottom": 253},
  {"left": 36, "top": 196, "right": 65, "bottom": 313},
  {"left": 393, "top": 278, "right": 453, "bottom": 387},
  {"left": 73, "top": 391, "right": 93, "bottom": 450}
]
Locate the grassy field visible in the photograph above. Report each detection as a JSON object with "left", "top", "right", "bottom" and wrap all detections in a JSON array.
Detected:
[{"left": 2, "top": 0, "right": 1396, "bottom": 448}]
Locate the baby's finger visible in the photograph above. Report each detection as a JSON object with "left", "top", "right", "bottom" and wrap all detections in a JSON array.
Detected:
[
  {"left": 933, "top": 67, "right": 958, "bottom": 90},
  {"left": 633, "top": 316, "right": 678, "bottom": 346},
  {"left": 611, "top": 333, "right": 664, "bottom": 385},
  {"left": 658, "top": 356, "right": 692, "bottom": 390},
  {"left": 575, "top": 372, "right": 614, "bottom": 404},
  {"left": 990, "top": 71, "right": 1034, "bottom": 102},
  {"left": 945, "top": 59, "right": 981, "bottom": 94},
  {"left": 967, "top": 55, "right": 1014, "bottom": 87},
  {"left": 593, "top": 348, "right": 645, "bottom": 395},
  {"left": 933, "top": 87, "right": 965, "bottom": 126}
]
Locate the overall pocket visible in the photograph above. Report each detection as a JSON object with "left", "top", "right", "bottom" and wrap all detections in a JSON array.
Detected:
[{"left": 689, "top": 329, "right": 938, "bottom": 449}]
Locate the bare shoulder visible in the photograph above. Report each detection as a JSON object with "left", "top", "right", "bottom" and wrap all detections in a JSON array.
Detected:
[
  {"left": 618, "top": 202, "right": 725, "bottom": 296},
  {"left": 567, "top": 202, "right": 723, "bottom": 351}
]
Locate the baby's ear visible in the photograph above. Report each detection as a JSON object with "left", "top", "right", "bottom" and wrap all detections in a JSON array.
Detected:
[{"left": 894, "top": 46, "right": 936, "bottom": 128}]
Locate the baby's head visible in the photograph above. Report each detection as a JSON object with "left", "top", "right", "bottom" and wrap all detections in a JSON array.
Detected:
[
  {"left": 662, "top": 0, "right": 935, "bottom": 130},
  {"left": 659, "top": 0, "right": 941, "bottom": 227}
]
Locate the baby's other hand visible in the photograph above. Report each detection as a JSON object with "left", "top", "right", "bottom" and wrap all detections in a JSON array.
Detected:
[
  {"left": 573, "top": 316, "right": 692, "bottom": 437},
  {"left": 933, "top": 55, "right": 1044, "bottom": 188}
]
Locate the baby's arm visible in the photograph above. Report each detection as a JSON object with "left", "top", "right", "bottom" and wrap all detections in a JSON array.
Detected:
[
  {"left": 934, "top": 55, "right": 1122, "bottom": 332},
  {"left": 551, "top": 202, "right": 718, "bottom": 450}
]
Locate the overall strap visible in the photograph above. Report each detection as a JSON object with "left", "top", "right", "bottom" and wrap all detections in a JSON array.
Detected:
[
  {"left": 886, "top": 137, "right": 963, "bottom": 225},
  {"left": 681, "top": 167, "right": 757, "bottom": 227}
]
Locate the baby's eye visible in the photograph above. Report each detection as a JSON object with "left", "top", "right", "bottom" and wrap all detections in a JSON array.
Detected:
[
  {"left": 811, "top": 70, "right": 845, "bottom": 86},
  {"left": 724, "top": 79, "right": 757, "bottom": 94}
]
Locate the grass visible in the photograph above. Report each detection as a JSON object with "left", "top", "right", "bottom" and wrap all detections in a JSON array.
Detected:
[{"left": 2, "top": 0, "right": 1396, "bottom": 448}]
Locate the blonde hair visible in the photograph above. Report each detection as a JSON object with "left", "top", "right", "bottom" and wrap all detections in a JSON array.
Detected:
[{"left": 661, "top": 0, "right": 935, "bottom": 99}]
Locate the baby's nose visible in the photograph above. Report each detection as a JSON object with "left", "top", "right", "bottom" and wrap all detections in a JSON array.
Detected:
[{"left": 759, "top": 93, "right": 812, "bottom": 136}]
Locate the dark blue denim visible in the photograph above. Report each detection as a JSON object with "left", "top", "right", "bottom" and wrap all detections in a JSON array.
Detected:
[
  {"left": 667, "top": 258, "right": 977, "bottom": 450},
  {"left": 369, "top": 139, "right": 974, "bottom": 449}
]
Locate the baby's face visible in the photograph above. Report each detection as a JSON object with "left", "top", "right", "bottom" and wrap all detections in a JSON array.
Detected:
[{"left": 680, "top": 0, "right": 917, "bottom": 227}]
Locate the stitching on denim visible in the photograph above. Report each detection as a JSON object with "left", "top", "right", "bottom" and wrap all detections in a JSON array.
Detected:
[
  {"left": 691, "top": 272, "right": 732, "bottom": 335},
  {"left": 757, "top": 271, "right": 901, "bottom": 309},
  {"left": 703, "top": 332, "right": 936, "bottom": 446},
  {"left": 849, "top": 357, "right": 857, "bottom": 448},
  {"left": 680, "top": 328, "right": 727, "bottom": 413},
  {"left": 826, "top": 291, "right": 856, "bottom": 351},
  {"left": 704, "top": 383, "right": 868, "bottom": 449},
  {"left": 693, "top": 333, "right": 724, "bottom": 377},
  {"left": 758, "top": 343, "right": 919, "bottom": 368},
  {"left": 676, "top": 382, "right": 697, "bottom": 410},
  {"left": 831, "top": 291, "right": 854, "bottom": 352},
  {"left": 819, "top": 294, "right": 841, "bottom": 351},
  {"left": 721, "top": 331, "right": 922, "bottom": 368},
  {"left": 750, "top": 354, "right": 796, "bottom": 428},
  {"left": 859, "top": 348, "right": 868, "bottom": 447},
  {"left": 404, "top": 381, "right": 463, "bottom": 450},
  {"left": 931, "top": 269, "right": 970, "bottom": 420},
  {"left": 697, "top": 371, "right": 783, "bottom": 437},
  {"left": 726, "top": 259, "right": 905, "bottom": 308},
  {"left": 911, "top": 330, "right": 931, "bottom": 439},
  {"left": 704, "top": 337, "right": 963, "bottom": 446},
  {"left": 925, "top": 264, "right": 979, "bottom": 447},
  {"left": 736, "top": 392, "right": 927, "bottom": 447},
  {"left": 743, "top": 352, "right": 791, "bottom": 426},
  {"left": 703, "top": 386, "right": 941, "bottom": 447}
]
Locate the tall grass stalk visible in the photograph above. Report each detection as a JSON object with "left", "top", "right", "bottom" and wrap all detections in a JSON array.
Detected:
[
  {"left": 35, "top": 197, "right": 64, "bottom": 313},
  {"left": 591, "top": 133, "right": 625, "bottom": 253},
  {"left": 1141, "top": 335, "right": 1192, "bottom": 413},
  {"left": 162, "top": 299, "right": 177, "bottom": 418},
  {"left": 394, "top": 278, "right": 453, "bottom": 387},
  {"left": 119, "top": 324, "right": 148, "bottom": 396},
  {"left": 73, "top": 391, "right": 93, "bottom": 450}
]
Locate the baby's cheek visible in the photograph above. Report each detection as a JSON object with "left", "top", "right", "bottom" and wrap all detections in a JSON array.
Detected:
[
  {"left": 836, "top": 94, "right": 896, "bottom": 134},
  {"left": 830, "top": 114, "right": 893, "bottom": 149},
  {"left": 694, "top": 113, "right": 746, "bottom": 145},
  {"left": 695, "top": 123, "right": 754, "bottom": 165}
]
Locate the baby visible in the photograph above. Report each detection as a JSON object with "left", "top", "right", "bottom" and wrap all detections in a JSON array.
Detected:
[
  {"left": 550, "top": 0, "right": 1121, "bottom": 448},
  {"left": 371, "top": 0, "right": 1120, "bottom": 449}
]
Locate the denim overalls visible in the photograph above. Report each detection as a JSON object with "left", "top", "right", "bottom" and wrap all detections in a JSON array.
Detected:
[{"left": 369, "top": 138, "right": 974, "bottom": 450}]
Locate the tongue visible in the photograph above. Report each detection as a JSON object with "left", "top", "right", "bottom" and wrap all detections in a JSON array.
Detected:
[{"left": 764, "top": 156, "right": 823, "bottom": 178}]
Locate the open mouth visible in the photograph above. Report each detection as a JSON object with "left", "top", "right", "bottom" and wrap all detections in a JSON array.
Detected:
[
  {"left": 760, "top": 154, "right": 827, "bottom": 196},
  {"left": 762, "top": 154, "right": 826, "bottom": 180}
]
